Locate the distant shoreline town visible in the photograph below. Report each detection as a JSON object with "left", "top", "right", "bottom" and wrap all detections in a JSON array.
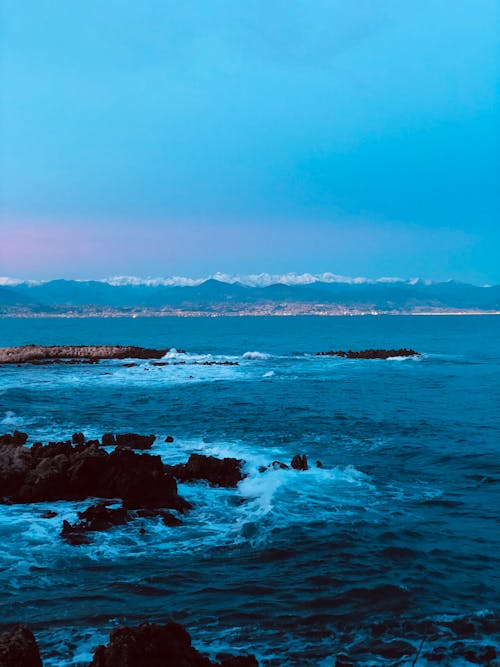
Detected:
[
  {"left": 1, "top": 306, "right": 499, "bottom": 318},
  {"left": 1, "top": 277, "right": 499, "bottom": 317}
]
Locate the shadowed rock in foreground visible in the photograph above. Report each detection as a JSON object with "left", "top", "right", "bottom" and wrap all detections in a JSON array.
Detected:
[
  {"left": 316, "top": 348, "right": 420, "bottom": 359},
  {"left": 0, "top": 625, "right": 43, "bottom": 667},
  {"left": 0, "top": 345, "right": 170, "bottom": 364},
  {"left": 90, "top": 622, "right": 258, "bottom": 667},
  {"left": 0, "top": 622, "right": 258, "bottom": 667}
]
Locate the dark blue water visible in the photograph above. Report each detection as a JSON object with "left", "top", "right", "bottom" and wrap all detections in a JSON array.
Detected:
[{"left": 0, "top": 316, "right": 499, "bottom": 666}]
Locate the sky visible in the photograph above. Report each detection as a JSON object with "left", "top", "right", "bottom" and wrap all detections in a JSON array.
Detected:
[{"left": 0, "top": 0, "right": 498, "bottom": 283}]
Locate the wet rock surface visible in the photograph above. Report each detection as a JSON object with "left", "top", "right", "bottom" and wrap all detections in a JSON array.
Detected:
[
  {"left": 166, "top": 453, "right": 245, "bottom": 488},
  {"left": 0, "top": 624, "right": 43, "bottom": 667},
  {"left": 316, "top": 348, "right": 420, "bottom": 359},
  {"left": 0, "top": 345, "right": 170, "bottom": 365},
  {"left": 0, "top": 440, "right": 189, "bottom": 510}
]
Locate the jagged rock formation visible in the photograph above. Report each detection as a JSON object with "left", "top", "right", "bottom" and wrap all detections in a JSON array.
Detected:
[{"left": 0, "top": 440, "right": 189, "bottom": 510}]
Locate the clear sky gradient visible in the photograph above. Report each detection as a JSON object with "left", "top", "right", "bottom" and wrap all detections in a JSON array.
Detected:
[{"left": 1, "top": 1, "right": 498, "bottom": 283}]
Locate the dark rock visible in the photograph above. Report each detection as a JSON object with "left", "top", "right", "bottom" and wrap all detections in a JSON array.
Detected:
[
  {"left": 0, "top": 624, "right": 43, "bottom": 667},
  {"left": 271, "top": 460, "right": 289, "bottom": 470},
  {"left": 316, "top": 460, "right": 323, "bottom": 468},
  {"left": 291, "top": 454, "right": 308, "bottom": 471},
  {"left": 0, "top": 431, "right": 28, "bottom": 446},
  {"left": 160, "top": 512, "right": 183, "bottom": 527},
  {"left": 40, "top": 510, "right": 57, "bottom": 519},
  {"left": 0, "top": 441, "right": 189, "bottom": 510},
  {"left": 72, "top": 432, "right": 85, "bottom": 445},
  {"left": 316, "top": 348, "right": 420, "bottom": 359},
  {"left": 167, "top": 454, "right": 244, "bottom": 488},
  {"left": 115, "top": 433, "right": 156, "bottom": 449},
  {"left": 89, "top": 621, "right": 258, "bottom": 667},
  {"left": 165, "top": 436, "right": 174, "bottom": 443},
  {"left": 101, "top": 433, "right": 116, "bottom": 447}
]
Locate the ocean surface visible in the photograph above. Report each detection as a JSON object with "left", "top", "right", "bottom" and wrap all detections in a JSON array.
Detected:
[{"left": 0, "top": 315, "right": 499, "bottom": 666}]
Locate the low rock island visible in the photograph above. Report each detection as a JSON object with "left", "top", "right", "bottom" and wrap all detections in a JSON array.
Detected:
[
  {"left": 316, "top": 348, "right": 420, "bottom": 359},
  {"left": 0, "top": 345, "right": 172, "bottom": 364}
]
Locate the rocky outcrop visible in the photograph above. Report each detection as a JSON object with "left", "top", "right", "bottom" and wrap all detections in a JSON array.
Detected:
[
  {"left": 90, "top": 622, "right": 258, "bottom": 667},
  {"left": 316, "top": 348, "right": 420, "bottom": 359},
  {"left": 0, "top": 441, "right": 189, "bottom": 510},
  {"left": 166, "top": 454, "right": 245, "bottom": 488},
  {"left": 0, "top": 624, "right": 43, "bottom": 667},
  {"left": 61, "top": 503, "right": 131, "bottom": 544},
  {"left": 0, "top": 345, "right": 170, "bottom": 365},
  {"left": 291, "top": 454, "right": 308, "bottom": 471},
  {"left": 61, "top": 502, "right": 183, "bottom": 545}
]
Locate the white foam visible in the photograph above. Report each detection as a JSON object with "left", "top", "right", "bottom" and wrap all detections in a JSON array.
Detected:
[{"left": 242, "top": 351, "right": 271, "bottom": 360}]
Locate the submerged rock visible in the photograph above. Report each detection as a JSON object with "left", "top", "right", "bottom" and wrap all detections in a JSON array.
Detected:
[
  {"left": 0, "top": 345, "right": 170, "bottom": 365},
  {"left": 166, "top": 453, "right": 245, "bottom": 488},
  {"left": 90, "top": 622, "right": 258, "bottom": 667},
  {"left": 0, "top": 624, "right": 43, "bottom": 667},
  {"left": 316, "top": 348, "right": 420, "bottom": 359}
]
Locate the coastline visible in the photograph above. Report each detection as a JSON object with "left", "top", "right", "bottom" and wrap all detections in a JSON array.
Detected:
[{"left": 1, "top": 309, "right": 499, "bottom": 318}]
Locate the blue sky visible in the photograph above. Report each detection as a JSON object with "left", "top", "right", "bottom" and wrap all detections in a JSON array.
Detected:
[{"left": 1, "top": 1, "right": 498, "bottom": 282}]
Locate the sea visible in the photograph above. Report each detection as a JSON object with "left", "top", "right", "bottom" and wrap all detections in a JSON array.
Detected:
[{"left": 0, "top": 315, "right": 499, "bottom": 666}]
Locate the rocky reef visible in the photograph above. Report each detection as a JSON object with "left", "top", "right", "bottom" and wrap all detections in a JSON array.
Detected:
[
  {"left": 316, "top": 348, "right": 420, "bottom": 359},
  {"left": 0, "top": 345, "right": 171, "bottom": 364}
]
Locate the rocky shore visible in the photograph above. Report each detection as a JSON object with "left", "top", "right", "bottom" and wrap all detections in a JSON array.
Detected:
[
  {"left": 0, "top": 430, "right": 498, "bottom": 666},
  {"left": 316, "top": 347, "right": 420, "bottom": 359},
  {"left": 0, "top": 345, "right": 171, "bottom": 364}
]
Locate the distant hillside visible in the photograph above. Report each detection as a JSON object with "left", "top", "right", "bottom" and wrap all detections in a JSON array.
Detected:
[{"left": 1, "top": 279, "right": 499, "bottom": 315}]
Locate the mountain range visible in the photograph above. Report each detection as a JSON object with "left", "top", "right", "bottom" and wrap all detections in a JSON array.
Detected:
[{"left": 1, "top": 279, "right": 499, "bottom": 315}]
